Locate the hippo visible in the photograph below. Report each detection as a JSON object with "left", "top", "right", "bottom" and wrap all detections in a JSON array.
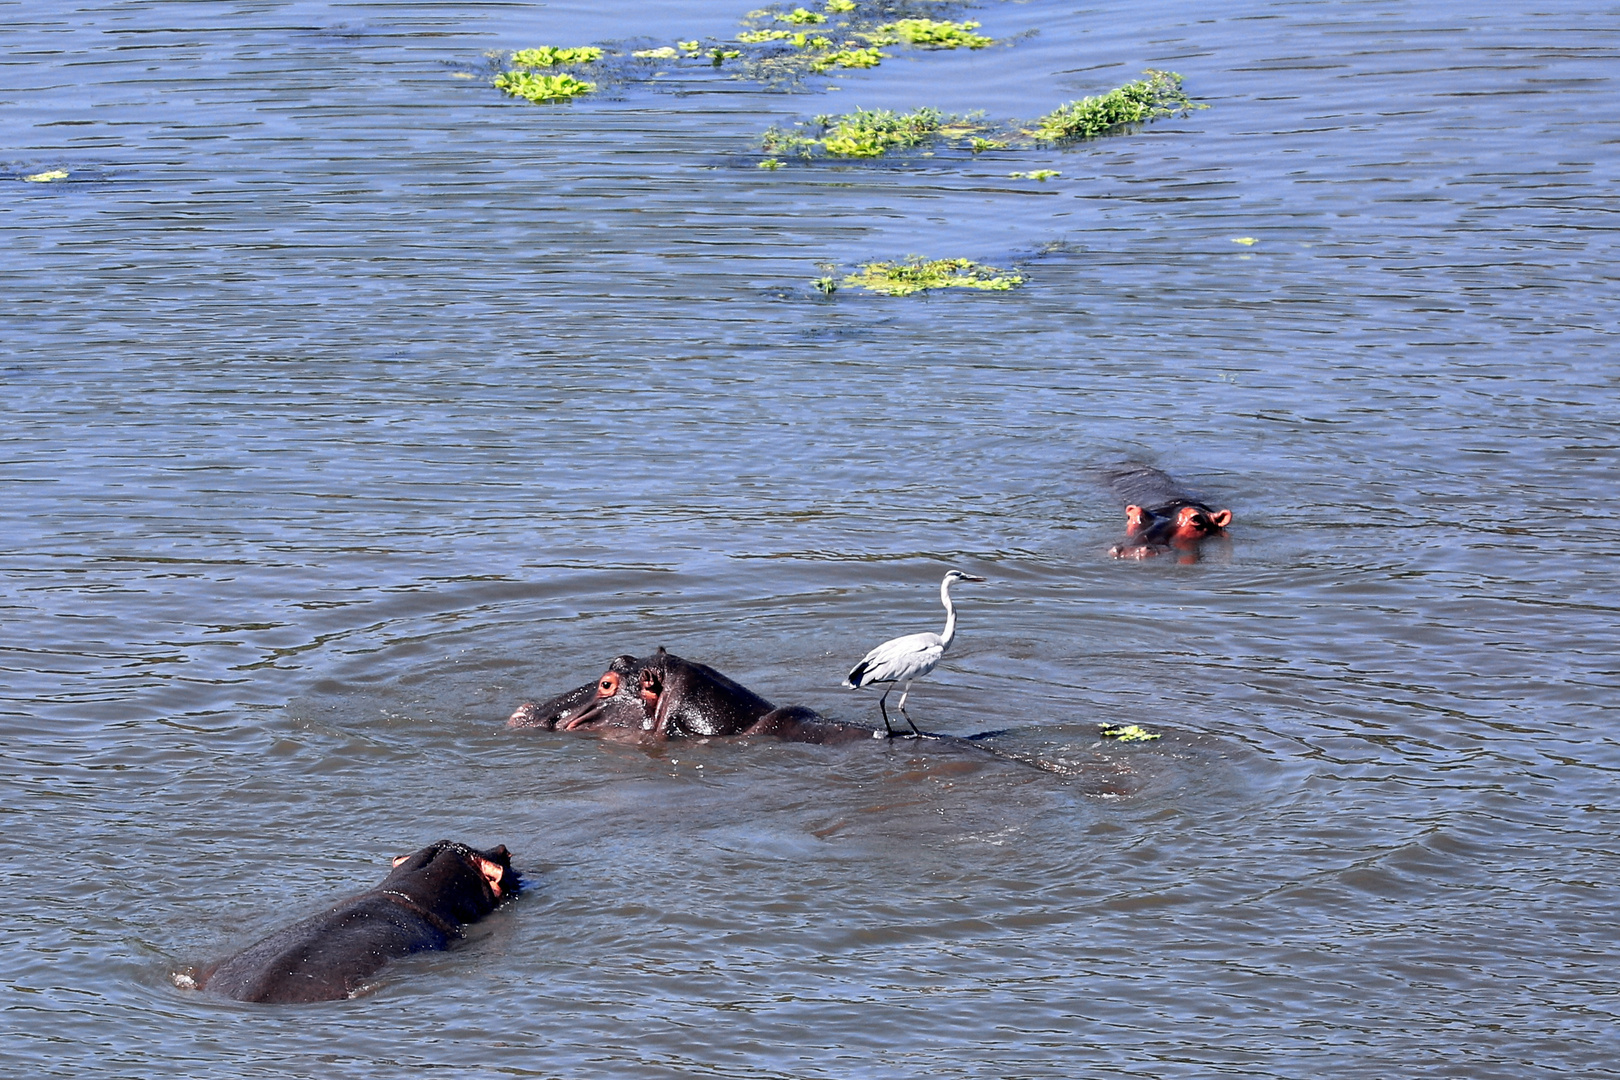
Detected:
[
  {"left": 196, "top": 840, "right": 518, "bottom": 1003},
  {"left": 1099, "top": 462, "right": 1233, "bottom": 560},
  {"left": 508, "top": 647, "right": 878, "bottom": 744},
  {"left": 506, "top": 649, "right": 1145, "bottom": 790}
]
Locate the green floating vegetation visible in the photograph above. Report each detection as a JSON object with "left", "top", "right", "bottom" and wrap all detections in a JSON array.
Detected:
[
  {"left": 757, "top": 71, "right": 1202, "bottom": 165},
  {"left": 495, "top": 45, "right": 600, "bottom": 103},
  {"left": 628, "top": 2, "right": 1003, "bottom": 87},
  {"left": 764, "top": 106, "right": 953, "bottom": 159},
  {"left": 494, "top": 70, "right": 596, "bottom": 103},
  {"left": 510, "top": 45, "right": 602, "bottom": 67},
  {"left": 871, "top": 19, "right": 991, "bottom": 49},
  {"left": 1099, "top": 723, "right": 1162, "bottom": 742},
  {"left": 809, "top": 46, "right": 884, "bottom": 72},
  {"left": 1032, "top": 69, "right": 1202, "bottom": 142},
  {"left": 1010, "top": 169, "right": 1060, "bottom": 180},
  {"left": 779, "top": 7, "right": 827, "bottom": 24},
  {"left": 842, "top": 256, "right": 1022, "bottom": 296},
  {"left": 23, "top": 169, "right": 70, "bottom": 183}
]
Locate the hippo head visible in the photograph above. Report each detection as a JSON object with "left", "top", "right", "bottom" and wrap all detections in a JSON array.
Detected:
[
  {"left": 506, "top": 654, "right": 647, "bottom": 730},
  {"left": 386, "top": 840, "right": 519, "bottom": 925},
  {"left": 635, "top": 648, "right": 775, "bottom": 739}
]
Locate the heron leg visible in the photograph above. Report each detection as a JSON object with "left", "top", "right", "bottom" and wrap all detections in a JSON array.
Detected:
[
  {"left": 896, "top": 683, "right": 922, "bottom": 738},
  {"left": 876, "top": 687, "right": 898, "bottom": 738}
]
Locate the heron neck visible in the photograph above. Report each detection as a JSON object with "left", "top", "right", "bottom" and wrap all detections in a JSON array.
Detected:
[{"left": 939, "top": 579, "right": 958, "bottom": 649}]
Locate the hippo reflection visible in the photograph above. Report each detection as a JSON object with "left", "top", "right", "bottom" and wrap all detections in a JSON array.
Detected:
[
  {"left": 1100, "top": 462, "right": 1233, "bottom": 561},
  {"left": 508, "top": 647, "right": 879, "bottom": 744}
]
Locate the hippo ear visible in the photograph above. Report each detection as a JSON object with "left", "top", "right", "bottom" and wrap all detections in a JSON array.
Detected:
[
  {"left": 1210, "top": 509, "right": 1232, "bottom": 527},
  {"left": 638, "top": 668, "right": 662, "bottom": 707},
  {"left": 392, "top": 855, "right": 410, "bottom": 868},
  {"left": 1124, "top": 505, "right": 1147, "bottom": 527},
  {"left": 473, "top": 856, "right": 506, "bottom": 897}
]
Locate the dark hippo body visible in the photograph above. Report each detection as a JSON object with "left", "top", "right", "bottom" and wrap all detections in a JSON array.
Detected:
[
  {"left": 508, "top": 647, "right": 878, "bottom": 744},
  {"left": 198, "top": 840, "right": 518, "bottom": 1004},
  {"left": 1099, "top": 462, "right": 1233, "bottom": 560},
  {"left": 507, "top": 650, "right": 1144, "bottom": 790}
]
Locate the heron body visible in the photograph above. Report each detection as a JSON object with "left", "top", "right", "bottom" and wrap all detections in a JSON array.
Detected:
[{"left": 844, "top": 569, "right": 985, "bottom": 737}]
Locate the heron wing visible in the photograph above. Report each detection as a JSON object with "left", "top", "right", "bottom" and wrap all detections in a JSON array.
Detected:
[{"left": 846, "top": 632, "right": 944, "bottom": 687}]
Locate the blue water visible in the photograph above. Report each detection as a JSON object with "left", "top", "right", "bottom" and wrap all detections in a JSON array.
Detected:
[{"left": 2, "top": 0, "right": 1617, "bottom": 1076}]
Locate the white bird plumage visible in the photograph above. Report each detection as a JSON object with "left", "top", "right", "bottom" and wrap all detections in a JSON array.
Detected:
[{"left": 844, "top": 569, "right": 986, "bottom": 737}]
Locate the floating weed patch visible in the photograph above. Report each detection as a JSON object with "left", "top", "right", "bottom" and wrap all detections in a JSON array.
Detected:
[
  {"left": 821, "top": 106, "right": 944, "bottom": 156},
  {"left": 23, "top": 169, "right": 70, "bottom": 182},
  {"left": 764, "top": 106, "right": 956, "bottom": 159},
  {"left": 809, "top": 46, "right": 885, "bottom": 72},
  {"left": 1099, "top": 723, "right": 1162, "bottom": 742},
  {"left": 510, "top": 45, "right": 602, "bottom": 67},
  {"left": 627, "top": 2, "right": 1010, "bottom": 89},
  {"left": 495, "top": 45, "right": 600, "bottom": 103},
  {"left": 494, "top": 70, "right": 596, "bottom": 103},
  {"left": 841, "top": 256, "right": 1022, "bottom": 296},
  {"left": 1033, "top": 69, "right": 1202, "bottom": 142},
  {"left": 872, "top": 18, "right": 991, "bottom": 49},
  {"left": 1010, "top": 169, "right": 1060, "bottom": 180},
  {"left": 757, "top": 69, "right": 1203, "bottom": 165}
]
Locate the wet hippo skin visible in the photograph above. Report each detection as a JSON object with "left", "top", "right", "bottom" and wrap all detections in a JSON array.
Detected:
[
  {"left": 198, "top": 840, "right": 518, "bottom": 1003},
  {"left": 507, "top": 647, "right": 888, "bottom": 744}
]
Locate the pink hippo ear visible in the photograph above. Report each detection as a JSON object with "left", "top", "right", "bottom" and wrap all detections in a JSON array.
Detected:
[
  {"left": 474, "top": 857, "right": 506, "bottom": 897},
  {"left": 392, "top": 855, "right": 410, "bottom": 868},
  {"left": 1210, "top": 509, "right": 1233, "bottom": 528}
]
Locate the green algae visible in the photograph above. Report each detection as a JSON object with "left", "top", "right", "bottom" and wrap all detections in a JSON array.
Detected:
[
  {"left": 1099, "top": 723, "right": 1161, "bottom": 742},
  {"left": 495, "top": 44, "right": 600, "bottom": 103},
  {"left": 822, "top": 106, "right": 944, "bottom": 156},
  {"left": 23, "top": 169, "right": 70, "bottom": 182},
  {"left": 764, "top": 106, "right": 949, "bottom": 159},
  {"left": 1032, "top": 69, "right": 1202, "bottom": 142},
  {"left": 809, "top": 46, "right": 885, "bottom": 72},
  {"left": 1010, "top": 169, "right": 1060, "bottom": 180},
  {"left": 871, "top": 18, "right": 991, "bottom": 49},
  {"left": 510, "top": 45, "right": 603, "bottom": 67},
  {"left": 755, "top": 69, "right": 1203, "bottom": 165},
  {"left": 779, "top": 7, "right": 828, "bottom": 23},
  {"left": 842, "top": 256, "right": 1022, "bottom": 296},
  {"left": 494, "top": 70, "right": 596, "bottom": 103}
]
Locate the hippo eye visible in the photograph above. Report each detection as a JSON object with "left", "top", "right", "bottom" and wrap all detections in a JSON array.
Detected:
[{"left": 598, "top": 673, "right": 620, "bottom": 696}]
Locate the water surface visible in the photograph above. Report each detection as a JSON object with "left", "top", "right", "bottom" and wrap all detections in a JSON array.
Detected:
[{"left": 2, "top": 0, "right": 1617, "bottom": 1076}]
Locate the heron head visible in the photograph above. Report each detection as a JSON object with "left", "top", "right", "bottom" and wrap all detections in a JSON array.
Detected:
[{"left": 943, "top": 570, "right": 986, "bottom": 586}]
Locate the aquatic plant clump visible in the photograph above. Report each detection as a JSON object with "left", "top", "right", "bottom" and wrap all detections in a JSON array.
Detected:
[
  {"left": 1099, "top": 723, "right": 1161, "bottom": 742},
  {"left": 809, "top": 46, "right": 885, "bottom": 72},
  {"left": 510, "top": 46, "right": 603, "bottom": 67},
  {"left": 842, "top": 257, "right": 1022, "bottom": 296},
  {"left": 872, "top": 19, "right": 992, "bottom": 49},
  {"left": 821, "top": 106, "right": 944, "bottom": 156},
  {"left": 1033, "top": 70, "right": 1202, "bottom": 142},
  {"left": 494, "top": 70, "right": 596, "bottom": 103}
]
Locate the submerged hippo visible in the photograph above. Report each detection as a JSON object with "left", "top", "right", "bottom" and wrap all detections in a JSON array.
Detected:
[
  {"left": 1099, "top": 462, "right": 1233, "bottom": 560},
  {"left": 507, "top": 649, "right": 1144, "bottom": 791},
  {"left": 508, "top": 647, "right": 878, "bottom": 743},
  {"left": 196, "top": 840, "right": 518, "bottom": 1003}
]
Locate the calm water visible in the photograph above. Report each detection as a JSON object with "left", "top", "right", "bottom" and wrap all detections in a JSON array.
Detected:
[{"left": 3, "top": 0, "right": 1618, "bottom": 1075}]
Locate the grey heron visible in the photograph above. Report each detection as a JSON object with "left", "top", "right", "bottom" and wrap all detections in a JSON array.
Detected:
[{"left": 843, "top": 569, "right": 986, "bottom": 738}]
